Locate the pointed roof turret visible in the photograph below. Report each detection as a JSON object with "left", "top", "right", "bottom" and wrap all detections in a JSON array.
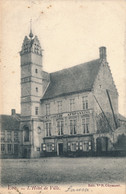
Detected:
[
  {"left": 20, "top": 21, "right": 42, "bottom": 56},
  {"left": 29, "top": 19, "right": 34, "bottom": 39}
]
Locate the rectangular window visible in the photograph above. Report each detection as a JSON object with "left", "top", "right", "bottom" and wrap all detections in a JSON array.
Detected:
[
  {"left": 67, "top": 142, "right": 71, "bottom": 151},
  {"left": 1, "top": 144, "right": 5, "bottom": 153},
  {"left": 70, "top": 119, "right": 76, "bottom": 135},
  {"left": 46, "top": 104, "right": 50, "bottom": 115},
  {"left": 35, "top": 107, "right": 39, "bottom": 115},
  {"left": 35, "top": 68, "right": 38, "bottom": 73},
  {"left": 70, "top": 99, "right": 75, "bottom": 111},
  {"left": 82, "top": 141, "right": 92, "bottom": 151},
  {"left": 24, "top": 127, "right": 29, "bottom": 142},
  {"left": 1, "top": 131, "right": 5, "bottom": 141},
  {"left": 82, "top": 96, "right": 88, "bottom": 110},
  {"left": 83, "top": 141, "right": 89, "bottom": 151},
  {"left": 46, "top": 122, "right": 51, "bottom": 137},
  {"left": 82, "top": 117, "right": 90, "bottom": 134},
  {"left": 57, "top": 120, "right": 64, "bottom": 135},
  {"left": 46, "top": 143, "right": 53, "bottom": 152},
  {"left": 42, "top": 143, "right": 54, "bottom": 152},
  {"left": 58, "top": 101, "right": 62, "bottom": 113},
  {"left": 7, "top": 131, "right": 11, "bottom": 141},
  {"left": 7, "top": 144, "right": 12, "bottom": 153},
  {"left": 71, "top": 142, "right": 76, "bottom": 152},
  {"left": 14, "top": 132, "right": 18, "bottom": 142},
  {"left": 14, "top": 144, "right": 18, "bottom": 154}
]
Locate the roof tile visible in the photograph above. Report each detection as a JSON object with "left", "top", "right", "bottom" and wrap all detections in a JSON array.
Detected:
[
  {"left": 0, "top": 115, "right": 20, "bottom": 131},
  {"left": 42, "top": 59, "right": 101, "bottom": 100}
]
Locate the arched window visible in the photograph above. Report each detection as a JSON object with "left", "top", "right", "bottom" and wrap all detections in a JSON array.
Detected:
[{"left": 23, "top": 126, "right": 29, "bottom": 142}]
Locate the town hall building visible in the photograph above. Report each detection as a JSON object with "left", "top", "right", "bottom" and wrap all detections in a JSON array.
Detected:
[
  {"left": 18, "top": 28, "right": 120, "bottom": 158},
  {"left": 1, "top": 27, "right": 126, "bottom": 159}
]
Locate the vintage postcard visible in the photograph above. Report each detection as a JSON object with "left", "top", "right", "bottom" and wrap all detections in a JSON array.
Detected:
[{"left": 0, "top": 0, "right": 126, "bottom": 194}]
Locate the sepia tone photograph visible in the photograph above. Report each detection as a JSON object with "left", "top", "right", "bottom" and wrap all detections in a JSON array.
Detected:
[{"left": 0, "top": 0, "right": 126, "bottom": 194}]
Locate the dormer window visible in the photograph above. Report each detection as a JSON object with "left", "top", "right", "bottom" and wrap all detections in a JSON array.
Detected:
[
  {"left": 70, "top": 99, "right": 75, "bottom": 112},
  {"left": 46, "top": 104, "right": 50, "bottom": 115},
  {"left": 24, "top": 48, "right": 28, "bottom": 53},
  {"left": 82, "top": 96, "right": 88, "bottom": 110},
  {"left": 34, "top": 46, "right": 39, "bottom": 54},
  {"left": 58, "top": 101, "right": 62, "bottom": 113}
]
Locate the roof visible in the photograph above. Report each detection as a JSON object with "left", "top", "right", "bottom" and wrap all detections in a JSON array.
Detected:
[
  {"left": 0, "top": 114, "right": 20, "bottom": 131},
  {"left": 20, "top": 35, "right": 42, "bottom": 56},
  {"left": 42, "top": 59, "right": 101, "bottom": 100}
]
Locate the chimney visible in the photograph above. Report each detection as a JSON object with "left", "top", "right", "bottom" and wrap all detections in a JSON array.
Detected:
[
  {"left": 99, "top": 47, "right": 107, "bottom": 60},
  {"left": 11, "top": 109, "right": 16, "bottom": 115}
]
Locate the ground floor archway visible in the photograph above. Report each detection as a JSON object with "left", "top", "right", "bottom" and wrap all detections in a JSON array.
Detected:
[
  {"left": 96, "top": 137, "right": 108, "bottom": 153},
  {"left": 22, "top": 147, "right": 31, "bottom": 158}
]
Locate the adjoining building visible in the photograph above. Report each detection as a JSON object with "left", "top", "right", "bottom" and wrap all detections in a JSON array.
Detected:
[
  {"left": 0, "top": 109, "right": 20, "bottom": 158},
  {"left": 18, "top": 29, "right": 126, "bottom": 158}
]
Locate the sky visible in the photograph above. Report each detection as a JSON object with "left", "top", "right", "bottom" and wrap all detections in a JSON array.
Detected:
[{"left": 0, "top": 0, "right": 126, "bottom": 116}]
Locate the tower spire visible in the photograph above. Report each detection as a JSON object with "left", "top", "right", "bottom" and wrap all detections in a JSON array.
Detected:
[{"left": 29, "top": 19, "right": 33, "bottom": 39}]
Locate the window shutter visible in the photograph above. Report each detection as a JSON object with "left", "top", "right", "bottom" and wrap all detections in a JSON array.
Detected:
[
  {"left": 42, "top": 143, "right": 46, "bottom": 151},
  {"left": 76, "top": 142, "right": 78, "bottom": 150},
  {"left": 80, "top": 142, "right": 82, "bottom": 150},
  {"left": 68, "top": 142, "right": 71, "bottom": 150},
  {"left": 89, "top": 141, "right": 91, "bottom": 150},
  {"left": 89, "top": 141, "right": 91, "bottom": 146},
  {"left": 52, "top": 143, "right": 54, "bottom": 151}
]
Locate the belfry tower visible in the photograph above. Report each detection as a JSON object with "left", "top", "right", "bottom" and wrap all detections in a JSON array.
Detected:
[{"left": 19, "top": 22, "right": 44, "bottom": 158}]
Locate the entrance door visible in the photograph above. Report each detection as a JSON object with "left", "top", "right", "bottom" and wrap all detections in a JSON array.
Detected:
[
  {"left": 96, "top": 137, "right": 108, "bottom": 153},
  {"left": 96, "top": 138, "right": 102, "bottom": 153},
  {"left": 23, "top": 148, "right": 27, "bottom": 158},
  {"left": 58, "top": 143, "right": 63, "bottom": 156},
  {"left": 23, "top": 148, "right": 31, "bottom": 158}
]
